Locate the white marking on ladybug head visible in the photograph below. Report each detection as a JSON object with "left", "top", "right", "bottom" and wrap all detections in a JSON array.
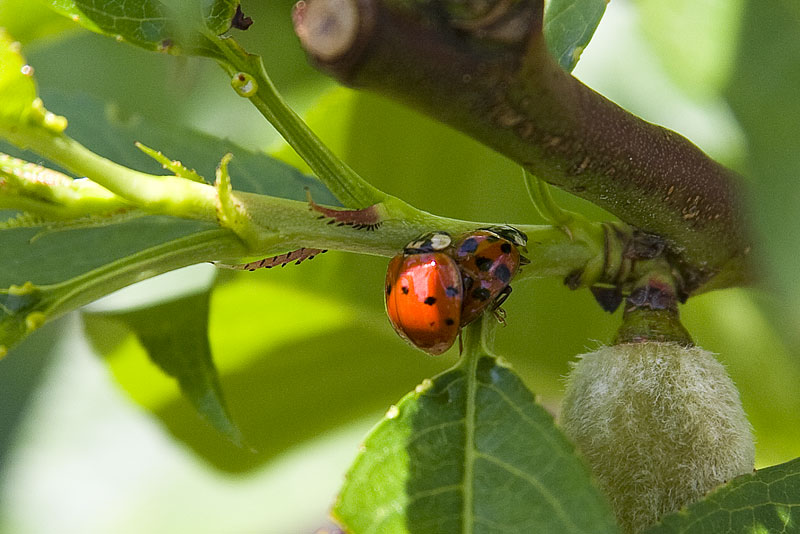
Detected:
[{"left": 429, "top": 232, "right": 452, "bottom": 250}]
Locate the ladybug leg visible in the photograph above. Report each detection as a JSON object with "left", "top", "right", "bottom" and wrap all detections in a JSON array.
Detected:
[
  {"left": 306, "top": 188, "right": 384, "bottom": 231},
  {"left": 492, "top": 307, "right": 508, "bottom": 326},
  {"left": 492, "top": 285, "right": 513, "bottom": 310},
  {"left": 458, "top": 331, "right": 464, "bottom": 354},
  {"left": 490, "top": 286, "right": 513, "bottom": 325}
]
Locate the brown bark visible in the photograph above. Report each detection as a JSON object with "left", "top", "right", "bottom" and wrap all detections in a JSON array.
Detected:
[{"left": 293, "top": 0, "right": 751, "bottom": 295}]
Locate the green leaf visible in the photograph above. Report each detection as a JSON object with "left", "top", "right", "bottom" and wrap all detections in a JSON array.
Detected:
[
  {"left": 203, "top": 0, "right": 239, "bottom": 35},
  {"left": 645, "top": 458, "right": 800, "bottom": 534},
  {"left": 82, "top": 289, "right": 241, "bottom": 442},
  {"left": 83, "top": 264, "right": 456, "bottom": 472},
  {"left": 724, "top": 0, "right": 800, "bottom": 354},
  {"left": 0, "top": 28, "right": 65, "bottom": 133},
  {"left": 0, "top": 28, "right": 35, "bottom": 110},
  {"left": 43, "top": 0, "right": 238, "bottom": 56},
  {"left": 333, "top": 344, "right": 619, "bottom": 533},
  {"left": 544, "top": 0, "right": 608, "bottom": 72}
]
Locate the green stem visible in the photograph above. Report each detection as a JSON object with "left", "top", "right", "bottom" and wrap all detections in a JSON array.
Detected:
[
  {"left": 212, "top": 37, "right": 388, "bottom": 209},
  {"left": 523, "top": 169, "right": 576, "bottom": 228},
  {"left": 1, "top": 139, "right": 599, "bottom": 277},
  {"left": 1, "top": 154, "right": 133, "bottom": 217},
  {"left": 0, "top": 229, "right": 247, "bottom": 352},
  {"left": 456, "top": 314, "right": 498, "bottom": 533},
  {"left": 39, "top": 229, "right": 245, "bottom": 326},
  {"left": 4, "top": 128, "right": 218, "bottom": 221},
  {"left": 461, "top": 312, "right": 498, "bottom": 360},
  {"left": 614, "top": 259, "right": 694, "bottom": 345},
  {"left": 234, "top": 190, "right": 599, "bottom": 280}
]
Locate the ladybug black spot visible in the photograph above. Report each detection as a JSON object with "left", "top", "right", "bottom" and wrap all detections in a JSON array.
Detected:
[
  {"left": 445, "top": 318, "right": 455, "bottom": 326},
  {"left": 500, "top": 242, "right": 512, "bottom": 254},
  {"left": 429, "top": 321, "right": 436, "bottom": 327},
  {"left": 445, "top": 286, "right": 459, "bottom": 297},
  {"left": 471, "top": 287, "right": 491, "bottom": 301},
  {"left": 459, "top": 238, "right": 478, "bottom": 254},
  {"left": 402, "top": 286, "right": 409, "bottom": 294},
  {"left": 495, "top": 264, "right": 511, "bottom": 284},
  {"left": 475, "top": 256, "right": 492, "bottom": 271},
  {"left": 424, "top": 296, "right": 437, "bottom": 305}
]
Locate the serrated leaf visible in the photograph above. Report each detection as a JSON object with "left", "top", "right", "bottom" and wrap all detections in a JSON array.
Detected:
[
  {"left": 645, "top": 458, "right": 800, "bottom": 534},
  {"left": 334, "top": 355, "right": 619, "bottom": 534},
  {"left": 82, "top": 289, "right": 241, "bottom": 443},
  {"left": 544, "top": 0, "right": 607, "bottom": 72},
  {"left": 43, "top": 0, "right": 238, "bottom": 57}
]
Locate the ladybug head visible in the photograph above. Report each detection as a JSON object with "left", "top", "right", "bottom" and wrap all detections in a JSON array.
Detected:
[
  {"left": 404, "top": 231, "right": 452, "bottom": 254},
  {"left": 483, "top": 225, "right": 528, "bottom": 249}
]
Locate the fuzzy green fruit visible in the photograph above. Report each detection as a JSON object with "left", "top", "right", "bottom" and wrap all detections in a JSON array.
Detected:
[{"left": 560, "top": 342, "right": 755, "bottom": 534}]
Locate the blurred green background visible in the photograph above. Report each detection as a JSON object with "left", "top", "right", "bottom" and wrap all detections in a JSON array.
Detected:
[{"left": 0, "top": 0, "right": 798, "bottom": 532}]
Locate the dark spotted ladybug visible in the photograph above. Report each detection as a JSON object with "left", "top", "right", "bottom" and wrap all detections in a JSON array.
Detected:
[
  {"left": 385, "top": 232, "right": 463, "bottom": 355},
  {"left": 452, "top": 225, "right": 528, "bottom": 326}
]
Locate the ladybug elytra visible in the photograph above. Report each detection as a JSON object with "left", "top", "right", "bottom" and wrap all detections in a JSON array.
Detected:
[
  {"left": 385, "top": 232, "right": 463, "bottom": 355},
  {"left": 384, "top": 227, "right": 528, "bottom": 355},
  {"left": 453, "top": 225, "right": 528, "bottom": 326}
]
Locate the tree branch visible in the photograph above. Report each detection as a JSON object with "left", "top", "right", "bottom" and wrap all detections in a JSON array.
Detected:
[{"left": 293, "top": 0, "right": 752, "bottom": 295}]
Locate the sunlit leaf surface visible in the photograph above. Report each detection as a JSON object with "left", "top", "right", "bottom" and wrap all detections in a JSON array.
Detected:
[
  {"left": 334, "top": 355, "right": 619, "bottom": 534},
  {"left": 0, "top": 28, "right": 40, "bottom": 128}
]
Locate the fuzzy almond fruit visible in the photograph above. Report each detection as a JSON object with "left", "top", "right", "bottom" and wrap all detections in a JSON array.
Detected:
[{"left": 560, "top": 342, "right": 755, "bottom": 534}]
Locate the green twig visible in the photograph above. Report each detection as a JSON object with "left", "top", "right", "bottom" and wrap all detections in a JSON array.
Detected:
[
  {"left": 212, "top": 37, "right": 388, "bottom": 209},
  {"left": 523, "top": 169, "right": 577, "bottom": 230},
  {"left": 3, "top": 128, "right": 218, "bottom": 221}
]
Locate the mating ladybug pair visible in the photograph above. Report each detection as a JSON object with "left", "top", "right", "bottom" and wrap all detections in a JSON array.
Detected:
[{"left": 385, "top": 226, "right": 528, "bottom": 355}]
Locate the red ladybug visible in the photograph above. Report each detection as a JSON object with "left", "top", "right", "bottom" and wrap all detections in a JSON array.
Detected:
[
  {"left": 452, "top": 225, "right": 528, "bottom": 326},
  {"left": 385, "top": 232, "right": 463, "bottom": 355}
]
